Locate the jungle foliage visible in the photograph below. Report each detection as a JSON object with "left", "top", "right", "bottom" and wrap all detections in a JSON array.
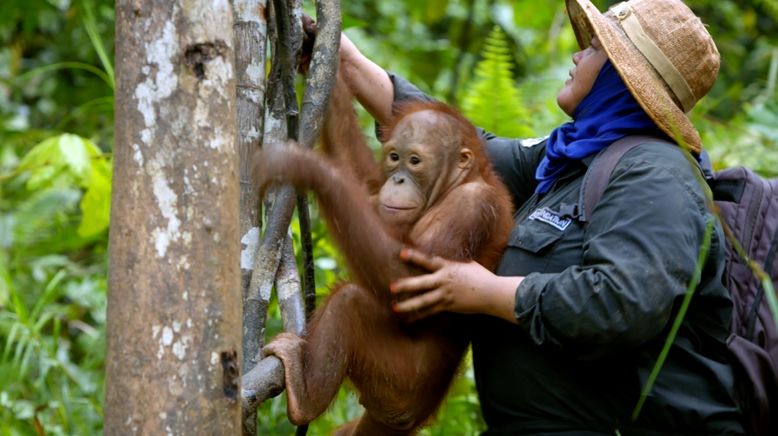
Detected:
[{"left": 0, "top": 0, "right": 776, "bottom": 434}]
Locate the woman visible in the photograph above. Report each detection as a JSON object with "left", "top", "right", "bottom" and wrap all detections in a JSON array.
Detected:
[{"left": 338, "top": 0, "right": 744, "bottom": 433}]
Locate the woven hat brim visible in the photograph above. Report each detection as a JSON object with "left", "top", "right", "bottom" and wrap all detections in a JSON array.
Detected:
[{"left": 566, "top": 0, "right": 701, "bottom": 153}]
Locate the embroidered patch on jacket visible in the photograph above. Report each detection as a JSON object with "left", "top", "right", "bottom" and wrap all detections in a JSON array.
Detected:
[{"left": 528, "top": 207, "right": 572, "bottom": 231}]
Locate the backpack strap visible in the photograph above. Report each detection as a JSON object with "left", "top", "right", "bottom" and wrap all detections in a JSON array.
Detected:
[{"left": 579, "top": 135, "right": 675, "bottom": 224}]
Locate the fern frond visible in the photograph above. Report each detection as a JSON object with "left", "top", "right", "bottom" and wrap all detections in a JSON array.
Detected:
[{"left": 461, "top": 26, "right": 534, "bottom": 138}]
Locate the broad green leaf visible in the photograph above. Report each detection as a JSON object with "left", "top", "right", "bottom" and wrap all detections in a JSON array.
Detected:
[
  {"left": 25, "top": 165, "right": 62, "bottom": 191},
  {"left": 17, "top": 136, "right": 61, "bottom": 171},
  {"left": 77, "top": 163, "right": 111, "bottom": 237},
  {"left": 19, "top": 133, "right": 106, "bottom": 188},
  {"left": 19, "top": 135, "right": 74, "bottom": 190},
  {"left": 58, "top": 134, "right": 91, "bottom": 181},
  {"left": 18, "top": 136, "right": 70, "bottom": 190},
  {"left": 16, "top": 134, "right": 111, "bottom": 238}
]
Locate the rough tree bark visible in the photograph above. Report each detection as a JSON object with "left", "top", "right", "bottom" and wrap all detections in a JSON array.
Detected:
[
  {"left": 106, "top": 1, "right": 240, "bottom": 433},
  {"left": 234, "top": 0, "right": 268, "bottom": 340},
  {"left": 234, "top": 1, "right": 269, "bottom": 434},
  {"left": 234, "top": 0, "right": 273, "bottom": 376}
]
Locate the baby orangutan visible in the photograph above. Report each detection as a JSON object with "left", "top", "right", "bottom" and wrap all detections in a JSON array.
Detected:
[{"left": 254, "top": 76, "right": 514, "bottom": 435}]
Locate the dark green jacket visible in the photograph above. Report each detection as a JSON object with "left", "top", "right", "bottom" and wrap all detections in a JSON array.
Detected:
[{"left": 389, "top": 73, "right": 744, "bottom": 435}]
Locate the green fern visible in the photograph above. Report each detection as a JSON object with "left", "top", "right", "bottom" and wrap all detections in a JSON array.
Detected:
[{"left": 461, "top": 26, "right": 534, "bottom": 138}]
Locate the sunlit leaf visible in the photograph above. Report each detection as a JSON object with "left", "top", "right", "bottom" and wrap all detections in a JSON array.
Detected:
[
  {"left": 15, "top": 134, "right": 111, "bottom": 239},
  {"left": 77, "top": 159, "right": 111, "bottom": 237},
  {"left": 18, "top": 136, "right": 71, "bottom": 190},
  {"left": 58, "top": 134, "right": 91, "bottom": 180}
]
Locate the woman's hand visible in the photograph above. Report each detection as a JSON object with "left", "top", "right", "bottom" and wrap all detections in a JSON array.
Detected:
[
  {"left": 300, "top": 15, "right": 393, "bottom": 126},
  {"left": 390, "top": 248, "right": 522, "bottom": 324}
]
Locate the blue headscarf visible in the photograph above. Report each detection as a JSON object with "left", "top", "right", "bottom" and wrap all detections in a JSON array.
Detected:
[{"left": 534, "top": 60, "right": 661, "bottom": 194}]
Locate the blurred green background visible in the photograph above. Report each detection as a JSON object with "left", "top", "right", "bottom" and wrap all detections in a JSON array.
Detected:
[{"left": 0, "top": 0, "right": 775, "bottom": 434}]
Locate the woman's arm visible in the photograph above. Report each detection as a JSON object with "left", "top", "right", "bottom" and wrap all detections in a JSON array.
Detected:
[
  {"left": 338, "top": 34, "right": 394, "bottom": 126},
  {"left": 390, "top": 248, "right": 522, "bottom": 324},
  {"left": 337, "top": 33, "right": 543, "bottom": 205}
]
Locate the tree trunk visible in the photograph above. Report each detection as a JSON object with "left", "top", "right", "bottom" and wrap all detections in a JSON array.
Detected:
[{"left": 106, "top": 1, "right": 240, "bottom": 433}]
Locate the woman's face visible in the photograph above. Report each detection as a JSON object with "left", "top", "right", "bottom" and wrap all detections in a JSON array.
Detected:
[{"left": 557, "top": 37, "right": 609, "bottom": 117}]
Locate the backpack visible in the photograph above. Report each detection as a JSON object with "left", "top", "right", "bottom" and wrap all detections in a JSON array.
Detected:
[{"left": 580, "top": 136, "right": 778, "bottom": 436}]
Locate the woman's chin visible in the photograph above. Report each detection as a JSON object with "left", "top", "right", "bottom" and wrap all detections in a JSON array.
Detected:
[{"left": 556, "top": 98, "right": 575, "bottom": 118}]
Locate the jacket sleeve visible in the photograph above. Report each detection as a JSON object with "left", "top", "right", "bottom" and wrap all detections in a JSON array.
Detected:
[
  {"left": 514, "top": 145, "right": 715, "bottom": 357},
  {"left": 388, "top": 71, "right": 436, "bottom": 104},
  {"left": 386, "top": 72, "right": 544, "bottom": 208}
]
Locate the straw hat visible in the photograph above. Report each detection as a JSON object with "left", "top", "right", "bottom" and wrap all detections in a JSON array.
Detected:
[{"left": 566, "top": 0, "right": 719, "bottom": 153}]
